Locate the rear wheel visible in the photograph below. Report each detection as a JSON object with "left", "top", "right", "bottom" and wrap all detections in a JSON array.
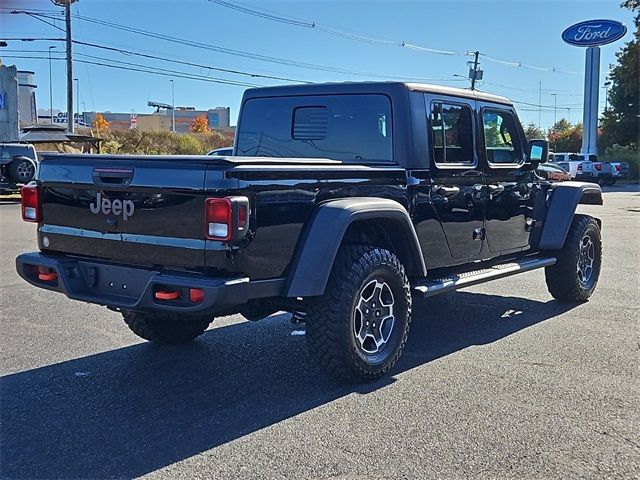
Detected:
[
  {"left": 545, "top": 214, "right": 602, "bottom": 302},
  {"left": 122, "top": 311, "right": 213, "bottom": 344},
  {"left": 305, "top": 246, "right": 411, "bottom": 382}
]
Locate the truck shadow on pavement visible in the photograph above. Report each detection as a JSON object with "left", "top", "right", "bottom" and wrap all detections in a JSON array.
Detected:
[{"left": 1, "top": 291, "right": 575, "bottom": 479}]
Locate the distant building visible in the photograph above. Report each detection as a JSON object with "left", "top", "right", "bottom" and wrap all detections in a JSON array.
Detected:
[
  {"left": 17, "top": 71, "right": 38, "bottom": 127},
  {"left": 169, "top": 106, "right": 231, "bottom": 133},
  {"left": 37, "top": 108, "right": 63, "bottom": 124},
  {"left": 0, "top": 65, "right": 20, "bottom": 141},
  {"left": 83, "top": 106, "right": 232, "bottom": 135}
]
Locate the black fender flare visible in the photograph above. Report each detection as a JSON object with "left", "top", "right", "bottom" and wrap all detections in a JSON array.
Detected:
[
  {"left": 538, "top": 181, "right": 602, "bottom": 250},
  {"left": 285, "top": 197, "right": 427, "bottom": 297}
]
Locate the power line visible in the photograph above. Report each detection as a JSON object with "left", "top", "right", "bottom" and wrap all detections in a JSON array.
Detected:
[
  {"left": 482, "top": 81, "right": 583, "bottom": 96},
  {"left": 209, "top": 0, "right": 468, "bottom": 56},
  {"left": 13, "top": 10, "right": 467, "bottom": 83},
  {"left": 0, "top": 54, "right": 265, "bottom": 88},
  {"left": 71, "top": 40, "right": 312, "bottom": 84},
  {"left": 479, "top": 54, "right": 580, "bottom": 75},
  {"left": 209, "top": 0, "right": 581, "bottom": 75}
]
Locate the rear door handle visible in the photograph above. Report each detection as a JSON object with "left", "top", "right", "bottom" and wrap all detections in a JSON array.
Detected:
[
  {"left": 434, "top": 185, "right": 461, "bottom": 197},
  {"left": 487, "top": 184, "right": 505, "bottom": 194}
]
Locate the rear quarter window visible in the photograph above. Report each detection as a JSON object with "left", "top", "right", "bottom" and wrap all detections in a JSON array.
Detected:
[{"left": 236, "top": 94, "right": 393, "bottom": 163}]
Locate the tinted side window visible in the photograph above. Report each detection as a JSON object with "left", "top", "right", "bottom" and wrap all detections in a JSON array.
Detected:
[
  {"left": 236, "top": 94, "right": 392, "bottom": 162},
  {"left": 482, "top": 109, "right": 523, "bottom": 164},
  {"left": 429, "top": 103, "right": 474, "bottom": 165}
]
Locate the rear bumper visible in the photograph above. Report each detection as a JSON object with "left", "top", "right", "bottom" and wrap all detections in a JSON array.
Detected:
[
  {"left": 15, "top": 252, "right": 284, "bottom": 314},
  {"left": 574, "top": 172, "right": 595, "bottom": 180}
]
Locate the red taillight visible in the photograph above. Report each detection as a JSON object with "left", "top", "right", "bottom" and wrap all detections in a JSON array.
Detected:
[
  {"left": 594, "top": 163, "right": 602, "bottom": 171},
  {"left": 205, "top": 198, "right": 232, "bottom": 240},
  {"left": 205, "top": 196, "right": 250, "bottom": 241},
  {"left": 577, "top": 163, "right": 583, "bottom": 171},
  {"left": 21, "top": 185, "right": 41, "bottom": 222}
]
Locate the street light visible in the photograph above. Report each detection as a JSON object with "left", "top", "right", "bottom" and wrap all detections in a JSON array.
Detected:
[
  {"left": 74, "top": 78, "right": 79, "bottom": 128},
  {"left": 603, "top": 80, "right": 612, "bottom": 111},
  {"left": 49, "top": 46, "right": 56, "bottom": 124},
  {"left": 550, "top": 93, "right": 558, "bottom": 126},
  {"left": 170, "top": 79, "right": 176, "bottom": 133}
]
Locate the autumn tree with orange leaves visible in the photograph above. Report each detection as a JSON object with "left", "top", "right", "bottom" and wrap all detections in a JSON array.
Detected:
[
  {"left": 189, "top": 114, "right": 209, "bottom": 133},
  {"left": 92, "top": 113, "right": 109, "bottom": 135}
]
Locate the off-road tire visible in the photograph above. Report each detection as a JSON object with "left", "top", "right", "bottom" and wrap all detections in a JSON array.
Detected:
[
  {"left": 122, "top": 311, "right": 213, "bottom": 344},
  {"left": 305, "top": 246, "right": 411, "bottom": 382},
  {"left": 8, "top": 157, "right": 36, "bottom": 184},
  {"left": 545, "top": 214, "right": 602, "bottom": 302}
]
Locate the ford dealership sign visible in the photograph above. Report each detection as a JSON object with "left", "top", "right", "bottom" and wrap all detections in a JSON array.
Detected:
[{"left": 562, "top": 19, "right": 627, "bottom": 47}]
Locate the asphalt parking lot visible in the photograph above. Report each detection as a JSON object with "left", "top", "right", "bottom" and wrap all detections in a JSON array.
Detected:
[{"left": 1, "top": 185, "right": 639, "bottom": 479}]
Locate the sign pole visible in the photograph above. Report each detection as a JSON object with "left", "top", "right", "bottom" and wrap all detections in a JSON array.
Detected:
[{"left": 581, "top": 46, "right": 600, "bottom": 156}]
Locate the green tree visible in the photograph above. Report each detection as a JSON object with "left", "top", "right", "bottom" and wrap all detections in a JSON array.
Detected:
[
  {"left": 548, "top": 119, "right": 583, "bottom": 152},
  {"left": 599, "top": 1, "right": 639, "bottom": 149},
  {"left": 522, "top": 122, "right": 546, "bottom": 141}
]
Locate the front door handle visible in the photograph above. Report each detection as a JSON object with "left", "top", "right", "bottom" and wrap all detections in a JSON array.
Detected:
[
  {"left": 434, "top": 185, "right": 461, "bottom": 197},
  {"left": 487, "top": 184, "right": 505, "bottom": 194}
]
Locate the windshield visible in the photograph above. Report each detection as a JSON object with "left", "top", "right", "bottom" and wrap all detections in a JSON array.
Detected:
[{"left": 236, "top": 94, "right": 393, "bottom": 163}]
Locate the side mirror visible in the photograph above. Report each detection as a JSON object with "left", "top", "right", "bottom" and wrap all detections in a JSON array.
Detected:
[{"left": 526, "top": 139, "right": 549, "bottom": 167}]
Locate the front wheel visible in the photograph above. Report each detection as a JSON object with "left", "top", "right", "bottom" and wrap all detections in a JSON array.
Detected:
[
  {"left": 305, "top": 246, "right": 411, "bottom": 382},
  {"left": 122, "top": 311, "right": 213, "bottom": 344},
  {"left": 545, "top": 214, "right": 602, "bottom": 302}
]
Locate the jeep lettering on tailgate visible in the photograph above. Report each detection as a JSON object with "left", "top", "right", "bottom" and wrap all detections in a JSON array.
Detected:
[{"left": 90, "top": 192, "right": 135, "bottom": 220}]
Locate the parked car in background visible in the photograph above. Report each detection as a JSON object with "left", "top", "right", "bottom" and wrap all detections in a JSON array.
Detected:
[
  {"left": 207, "top": 147, "right": 234, "bottom": 156},
  {"left": 0, "top": 143, "right": 38, "bottom": 195},
  {"left": 537, "top": 162, "right": 572, "bottom": 182},
  {"left": 609, "top": 162, "right": 629, "bottom": 184},
  {"left": 551, "top": 152, "right": 613, "bottom": 186}
]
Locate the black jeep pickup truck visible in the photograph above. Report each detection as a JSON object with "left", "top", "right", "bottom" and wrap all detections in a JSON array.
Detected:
[{"left": 16, "top": 82, "right": 603, "bottom": 382}]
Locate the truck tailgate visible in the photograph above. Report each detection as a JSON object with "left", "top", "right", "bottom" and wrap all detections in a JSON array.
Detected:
[{"left": 37, "top": 155, "right": 219, "bottom": 270}]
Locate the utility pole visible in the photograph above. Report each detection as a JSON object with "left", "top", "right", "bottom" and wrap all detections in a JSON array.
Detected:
[
  {"left": 170, "top": 79, "right": 176, "bottom": 132},
  {"left": 470, "top": 51, "right": 480, "bottom": 91},
  {"left": 64, "top": 0, "right": 73, "bottom": 133},
  {"left": 550, "top": 93, "right": 558, "bottom": 126},
  {"left": 48, "top": 46, "right": 55, "bottom": 124},
  {"left": 538, "top": 81, "right": 542, "bottom": 129},
  {"left": 603, "top": 80, "right": 611, "bottom": 111},
  {"left": 74, "top": 78, "right": 79, "bottom": 128}
]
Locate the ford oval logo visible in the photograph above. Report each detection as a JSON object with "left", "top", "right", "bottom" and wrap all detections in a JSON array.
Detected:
[{"left": 562, "top": 19, "right": 627, "bottom": 47}]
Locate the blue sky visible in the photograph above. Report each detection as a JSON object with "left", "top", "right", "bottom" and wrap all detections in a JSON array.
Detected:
[{"left": 1, "top": 0, "right": 635, "bottom": 129}]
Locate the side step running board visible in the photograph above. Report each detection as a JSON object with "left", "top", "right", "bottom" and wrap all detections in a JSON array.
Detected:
[{"left": 413, "top": 256, "right": 557, "bottom": 298}]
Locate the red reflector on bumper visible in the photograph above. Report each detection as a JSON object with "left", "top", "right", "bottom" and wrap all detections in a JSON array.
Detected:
[
  {"left": 38, "top": 271, "right": 57, "bottom": 281},
  {"left": 189, "top": 288, "right": 204, "bottom": 303}
]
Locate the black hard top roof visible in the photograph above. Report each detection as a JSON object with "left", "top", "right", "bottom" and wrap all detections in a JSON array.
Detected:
[{"left": 241, "top": 81, "right": 512, "bottom": 105}]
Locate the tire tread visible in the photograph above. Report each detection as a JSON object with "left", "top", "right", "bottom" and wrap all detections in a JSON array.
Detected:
[
  {"left": 545, "top": 214, "right": 601, "bottom": 302},
  {"left": 305, "top": 246, "right": 411, "bottom": 382}
]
